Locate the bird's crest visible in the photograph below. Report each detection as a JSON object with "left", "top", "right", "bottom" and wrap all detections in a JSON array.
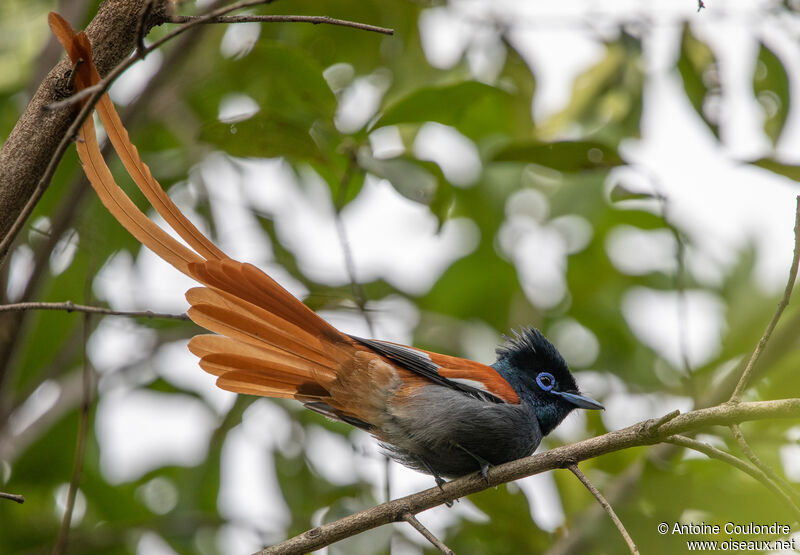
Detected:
[{"left": 495, "top": 327, "right": 577, "bottom": 389}]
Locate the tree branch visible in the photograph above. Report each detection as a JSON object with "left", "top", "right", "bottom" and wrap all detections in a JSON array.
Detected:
[
  {"left": 730, "top": 196, "right": 800, "bottom": 401},
  {"left": 730, "top": 423, "right": 799, "bottom": 502},
  {"left": 567, "top": 464, "right": 639, "bottom": 555},
  {"left": 332, "top": 151, "right": 375, "bottom": 336},
  {"left": 53, "top": 313, "right": 95, "bottom": 555},
  {"left": 665, "top": 434, "right": 800, "bottom": 521},
  {"left": 401, "top": 513, "right": 454, "bottom": 555},
  {"left": 255, "top": 399, "right": 800, "bottom": 554},
  {"left": 0, "top": 491, "right": 25, "bottom": 504},
  {"left": 169, "top": 14, "right": 394, "bottom": 35},
  {"left": 0, "top": 301, "right": 190, "bottom": 321}
]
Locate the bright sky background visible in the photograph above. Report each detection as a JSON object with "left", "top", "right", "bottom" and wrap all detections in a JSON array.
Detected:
[{"left": 8, "top": 1, "right": 800, "bottom": 554}]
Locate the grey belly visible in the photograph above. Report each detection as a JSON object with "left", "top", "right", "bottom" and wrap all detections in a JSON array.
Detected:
[{"left": 380, "top": 386, "right": 542, "bottom": 479}]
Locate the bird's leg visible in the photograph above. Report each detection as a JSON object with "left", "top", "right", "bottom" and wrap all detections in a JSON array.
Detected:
[
  {"left": 418, "top": 458, "right": 455, "bottom": 508},
  {"left": 419, "top": 458, "right": 447, "bottom": 490},
  {"left": 419, "top": 457, "right": 447, "bottom": 491},
  {"left": 452, "top": 442, "right": 493, "bottom": 484}
]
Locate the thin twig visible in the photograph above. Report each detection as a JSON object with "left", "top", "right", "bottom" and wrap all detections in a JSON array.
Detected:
[
  {"left": 333, "top": 152, "right": 375, "bottom": 336},
  {"left": 567, "top": 465, "right": 639, "bottom": 555},
  {"left": 52, "top": 313, "right": 94, "bottom": 555},
  {"left": 730, "top": 423, "right": 799, "bottom": 502},
  {"left": 0, "top": 301, "right": 189, "bottom": 321},
  {"left": 169, "top": 14, "right": 394, "bottom": 35},
  {"left": 665, "top": 435, "right": 800, "bottom": 521},
  {"left": 648, "top": 171, "right": 695, "bottom": 393},
  {"left": 136, "top": 0, "right": 156, "bottom": 56},
  {"left": 0, "top": 492, "right": 25, "bottom": 504},
  {"left": 401, "top": 513, "right": 455, "bottom": 555},
  {"left": 731, "top": 196, "right": 800, "bottom": 401},
  {"left": 644, "top": 409, "right": 681, "bottom": 436},
  {"left": 45, "top": 84, "right": 102, "bottom": 111},
  {"left": 46, "top": 0, "right": 275, "bottom": 113}
]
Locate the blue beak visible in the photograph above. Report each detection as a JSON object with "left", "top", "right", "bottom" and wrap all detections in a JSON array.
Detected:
[{"left": 554, "top": 391, "right": 605, "bottom": 410}]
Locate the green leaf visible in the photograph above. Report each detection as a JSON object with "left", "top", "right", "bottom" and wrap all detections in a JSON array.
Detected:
[
  {"left": 374, "top": 81, "right": 519, "bottom": 138},
  {"left": 357, "top": 149, "right": 456, "bottom": 227},
  {"left": 750, "top": 157, "right": 800, "bottom": 182},
  {"left": 753, "top": 42, "right": 790, "bottom": 146},
  {"left": 358, "top": 151, "right": 438, "bottom": 204},
  {"left": 537, "top": 34, "right": 643, "bottom": 143},
  {"left": 492, "top": 140, "right": 623, "bottom": 171},
  {"left": 677, "top": 22, "right": 720, "bottom": 138},
  {"left": 197, "top": 42, "right": 337, "bottom": 162},
  {"left": 608, "top": 182, "right": 658, "bottom": 202}
]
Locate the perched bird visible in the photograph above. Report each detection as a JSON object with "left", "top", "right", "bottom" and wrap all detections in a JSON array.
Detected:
[{"left": 50, "top": 14, "right": 603, "bottom": 486}]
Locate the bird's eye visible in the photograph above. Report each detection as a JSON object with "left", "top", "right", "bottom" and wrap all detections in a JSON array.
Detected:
[{"left": 536, "top": 372, "right": 555, "bottom": 391}]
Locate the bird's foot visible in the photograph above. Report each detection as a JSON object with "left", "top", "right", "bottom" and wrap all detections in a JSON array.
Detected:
[
  {"left": 480, "top": 462, "right": 491, "bottom": 483},
  {"left": 453, "top": 442, "right": 493, "bottom": 485},
  {"left": 434, "top": 475, "right": 456, "bottom": 508},
  {"left": 419, "top": 458, "right": 453, "bottom": 505}
]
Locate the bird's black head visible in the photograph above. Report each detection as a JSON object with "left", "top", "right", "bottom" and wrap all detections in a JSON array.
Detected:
[{"left": 491, "top": 328, "right": 603, "bottom": 436}]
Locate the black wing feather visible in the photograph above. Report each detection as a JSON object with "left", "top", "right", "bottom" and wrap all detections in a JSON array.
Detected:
[{"left": 349, "top": 335, "right": 505, "bottom": 404}]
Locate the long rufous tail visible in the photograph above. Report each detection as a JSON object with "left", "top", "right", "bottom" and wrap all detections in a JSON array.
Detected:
[{"left": 48, "top": 13, "right": 355, "bottom": 402}]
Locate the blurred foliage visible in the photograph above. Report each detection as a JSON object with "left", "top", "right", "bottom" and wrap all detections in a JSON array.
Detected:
[
  {"left": 1, "top": 1, "right": 799, "bottom": 554},
  {"left": 753, "top": 41, "right": 790, "bottom": 147},
  {"left": 677, "top": 22, "right": 720, "bottom": 138}
]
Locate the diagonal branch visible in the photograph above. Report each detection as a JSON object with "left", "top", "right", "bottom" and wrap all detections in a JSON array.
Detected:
[
  {"left": 52, "top": 313, "right": 95, "bottom": 555},
  {"left": 665, "top": 434, "right": 800, "bottom": 521},
  {"left": 255, "top": 399, "right": 800, "bottom": 554},
  {"left": 332, "top": 151, "right": 375, "bottom": 336},
  {"left": 401, "top": 513, "right": 454, "bottom": 555},
  {"left": 730, "top": 196, "right": 800, "bottom": 401},
  {"left": 567, "top": 464, "right": 639, "bottom": 555},
  {"left": 730, "top": 423, "right": 800, "bottom": 502}
]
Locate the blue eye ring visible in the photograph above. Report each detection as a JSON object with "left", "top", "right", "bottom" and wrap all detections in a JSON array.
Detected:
[{"left": 536, "top": 372, "right": 555, "bottom": 391}]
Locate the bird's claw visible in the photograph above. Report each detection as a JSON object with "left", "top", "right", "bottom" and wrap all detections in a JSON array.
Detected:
[{"left": 480, "top": 463, "right": 491, "bottom": 485}]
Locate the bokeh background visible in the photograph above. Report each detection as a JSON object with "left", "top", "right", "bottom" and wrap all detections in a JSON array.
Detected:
[{"left": 1, "top": 0, "right": 800, "bottom": 553}]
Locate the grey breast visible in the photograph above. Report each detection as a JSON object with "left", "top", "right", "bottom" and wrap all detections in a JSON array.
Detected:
[{"left": 381, "top": 385, "right": 543, "bottom": 478}]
